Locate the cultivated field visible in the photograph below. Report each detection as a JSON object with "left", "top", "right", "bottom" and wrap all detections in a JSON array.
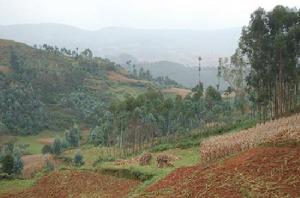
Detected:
[
  {"left": 200, "top": 113, "right": 300, "bottom": 161},
  {"left": 2, "top": 170, "right": 140, "bottom": 198},
  {"left": 108, "top": 71, "right": 149, "bottom": 84},
  {"left": 142, "top": 113, "right": 300, "bottom": 197},
  {"left": 145, "top": 145, "right": 300, "bottom": 197},
  {"left": 22, "top": 154, "right": 59, "bottom": 178}
]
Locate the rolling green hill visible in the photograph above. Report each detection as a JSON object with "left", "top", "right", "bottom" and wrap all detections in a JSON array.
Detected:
[{"left": 0, "top": 39, "right": 167, "bottom": 135}]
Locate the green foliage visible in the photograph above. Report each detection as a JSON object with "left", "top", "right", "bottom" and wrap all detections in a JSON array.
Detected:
[
  {"left": 64, "top": 124, "right": 81, "bottom": 148},
  {"left": 51, "top": 136, "right": 63, "bottom": 155},
  {"left": 240, "top": 6, "right": 300, "bottom": 119},
  {"left": 94, "top": 155, "right": 116, "bottom": 165},
  {"left": 89, "top": 126, "right": 105, "bottom": 146},
  {"left": 60, "top": 90, "right": 104, "bottom": 122},
  {"left": 0, "top": 41, "right": 121, "bottom": 135},
  {"left": 0, "top": 143, "right": 24, "bottom": 175},
  {"left": 0, "top": 84, "right": 48, "bottom": 135},
  {"left": 150, "top": 144, "right": 174, "bottom": 152},
  {"left": 192, "top": 82, "right": 204, "bottom": 101},
  {"left": 44, "top": 160, "right": 54, "bottom": 172},
  {"left": 205, "top": 86, "right": 222, "bottom": 102},
  {"left": 41, "top": 145, "right": 52, "bottom": 154},
  {"left": 1, "top": 155, "right": 14, "bottom": 174},
  {"left": 12, "top": 156, "right": 23, "bottom": 175},
  {"left": 73, "top": 151, "right": 84, "bottom": 167}
]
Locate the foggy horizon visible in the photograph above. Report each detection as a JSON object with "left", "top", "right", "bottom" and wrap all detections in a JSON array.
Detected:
[{"left": 0, "top": 0, "right": 299, "bottom": 31}]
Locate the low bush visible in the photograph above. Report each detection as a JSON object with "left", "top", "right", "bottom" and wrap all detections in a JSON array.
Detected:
[
  {"left": 149, "top": 144, "right": 174, "bottom": 152},
  {"left": 74, "top": 151, "right": 84, "bottom": 167},
  {"left": 41, "top": 145, "right": 52, "bottom": 154}
]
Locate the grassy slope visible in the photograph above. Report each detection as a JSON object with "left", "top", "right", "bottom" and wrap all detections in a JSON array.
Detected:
[
  {"left": 0, "top": 179, "right": 36, "bottom": 195},
  {"left": 0, "top": 130, "right": 64, "bottom": 155}
]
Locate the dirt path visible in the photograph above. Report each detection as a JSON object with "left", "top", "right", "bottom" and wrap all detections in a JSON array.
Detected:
[
  {"left": 144, "top": 145, "right": 300, "bottom": 198},
  {"left": 2, "top": 170, "right": 140, "bottom": 198}
]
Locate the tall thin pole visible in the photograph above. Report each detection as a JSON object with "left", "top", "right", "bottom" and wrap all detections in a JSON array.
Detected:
[{"left": 198, "top": 56, "right": 202, "bottom": 85}]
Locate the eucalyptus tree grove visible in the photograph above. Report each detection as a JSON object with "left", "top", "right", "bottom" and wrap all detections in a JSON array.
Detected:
[{"left": 239, "top": 6, "right": 300, "bottom": 119}]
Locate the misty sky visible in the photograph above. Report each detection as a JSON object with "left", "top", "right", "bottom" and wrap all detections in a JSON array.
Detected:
[{"left": 0, "top": 0, "right": 299, "bottom": 30}]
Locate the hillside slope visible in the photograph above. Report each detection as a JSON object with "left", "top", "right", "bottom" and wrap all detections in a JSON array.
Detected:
[
  {"left": 136, "top": 61, "right": 228, "bottom": 89},
  {"left": 0, "top": 24, "right": 241, "bottom": 66},
  {"left": 143, "top": 114, "right": 300, "bottom": 197},
  {"left": 0, "top": 39, "right": 159, "bottom": 134}
]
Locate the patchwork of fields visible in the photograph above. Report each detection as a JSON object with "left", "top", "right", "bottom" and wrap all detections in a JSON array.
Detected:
[{"left": 1, "top": 113, "right": 300, "bottom": 198}]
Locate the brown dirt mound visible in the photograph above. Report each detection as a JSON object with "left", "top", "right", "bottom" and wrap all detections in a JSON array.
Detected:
[
  {"left": 144, "top": 145, "right": 300, "bottom": 198},
  {"left": 162, "top": 88, "right": 191, "bottom": 97},
  {"left": 22, "top": 154, "right": 59, "bottom": 178},
  {"left": 3, "top": 170, "right": 140, "bottom": 198}
]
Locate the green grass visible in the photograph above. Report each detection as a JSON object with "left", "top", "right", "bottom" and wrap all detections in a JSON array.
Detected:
[
  {"left": 96, "top": 147, "right": 200, "bottom": 195},
  {"left": 0, "top": 178, "right": 36, "bottom": 195},
  {"left": 63, "top": 145, "right": 124, "bottom": 168},
  {"left": 17, "top": 130, "right": 64, "bottom": 154},
  {"left": 108, "top": 82, "right": 148, "bottom": 100},
  {"left": 0, "top": 130, "right": 63, "bottom": 155}
]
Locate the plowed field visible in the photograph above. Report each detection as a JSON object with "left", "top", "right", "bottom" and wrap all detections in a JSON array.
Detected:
[
  {"left": 144, "top": 145, "right": 300, "bottom": 198},
  {"left": 2, "top": 170, "right": 140, "bottom": 198}
]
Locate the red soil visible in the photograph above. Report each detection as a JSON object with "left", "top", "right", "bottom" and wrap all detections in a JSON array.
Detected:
[
  {"left": 22, "top": 154, "right": 59, "bottom": 178},
  {"left": 108, "top": 71, "right": 149, "bottom": 84},
  {"left": 2, "top": 170, "right": 140, "bottom": 198},
  {"left": 144, "top": 145, "right": 300, "bottom": 198}
]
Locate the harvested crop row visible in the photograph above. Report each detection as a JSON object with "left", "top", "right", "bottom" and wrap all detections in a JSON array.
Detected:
[
  {"left": 200, "top": 114, "right": 300, "bottom": 161},
  {"left": 2, "top": 170, "right": 140, "bottom": 198}
]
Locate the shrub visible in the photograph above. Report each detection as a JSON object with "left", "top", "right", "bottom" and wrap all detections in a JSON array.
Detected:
[
  {"left": 41, "top": 145, "right": 52, "bottom": 154},
  {"left": 74, "top": 151, "right": 84, "bottom": 167},
  {"left": 89, "top": 126, "right": 105, "bottom": 146},
  {"left": 13, "top": 156, "right": 23, "bottom": 175},
  {"left": 51, "top": 137, "right": 63, "bottom": 155},
  {"left": 44, "top": 160, "right": 54, "bottom": 172},
  {"left": 2, "top": 154, "right": 14, "bottom": 174},
  {"left": 93, "top": 155, "right": 115, "bottom": 166},
  {"left": 150, "top": 143, "right": 174, "bottom": 152},
  {"left": 65, "top": 124, "right": 81, "bottom": 147}
]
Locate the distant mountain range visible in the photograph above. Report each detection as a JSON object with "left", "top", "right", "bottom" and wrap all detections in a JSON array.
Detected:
[
  {"left": 136, "top": 61, "right": 228, "bottom": 89},
  {"left": 0, "top": 23, "right": 238, "bottom": 88},
  {"left": 0, "top": 23, "right": 241, "bottom": 67}
]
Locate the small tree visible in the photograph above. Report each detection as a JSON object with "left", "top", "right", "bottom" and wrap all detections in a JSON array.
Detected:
[
  {"left": 13, "top": 156, "right": 23, "bottom": 175},
  {"left": 74, "top": 151, "right": 84, "bottom": 167},
  {"left": 205, "top": 86, "right": 222, "bottom": 109},
  {"left": 41, "top": 145, "right": 52, "bottom": 154},
  {"left": 89, "top": 126, "right": 105, "bottom": 146},
  {"left": 2, "top": 154, "right": 14, "bottom": 174},
  {"left": 192, "top": 82, "right": 204, "bottom": 101},
  {"left": 44, "top": 160, "right": 54, "bottom": 172},
  {"left": 52, "top": 137, "right": 63, "bottom": 155},
  {"left": 65, "top": 124, "right": 81, "bottom": 147}
]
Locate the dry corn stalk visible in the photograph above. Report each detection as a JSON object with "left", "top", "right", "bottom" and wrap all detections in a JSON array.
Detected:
[{"left": 200, "top": 114, "right": 300, "bottom": 162}]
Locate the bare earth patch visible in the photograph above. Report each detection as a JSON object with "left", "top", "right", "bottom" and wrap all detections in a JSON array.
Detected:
[
  {"left": 145, "top": 145, "right": 300, "bottom": 198},
  {"left": 22, "top": 154, "right": 59, "bottom": 178},
  {"left": 162, "top": 88, "right": 191, "bottom": 98},
  {"left": 0, "top": 66, "right": 11, "bottom": 74},
  {"left": 2, "top": 170, "right": 140, "bottom": 198},
  {"left": 108, "top": 71, "right": 149, "bottom": 84}
]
